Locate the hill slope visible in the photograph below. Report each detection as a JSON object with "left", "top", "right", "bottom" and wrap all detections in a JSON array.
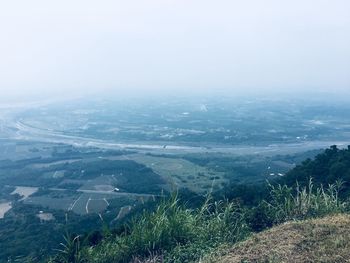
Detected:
[
  {"left": 213, "top": 214, "right": 350, "bottom": 263},
  {"left": 281, "top": 145, "right": 350, "bottom": 191}
]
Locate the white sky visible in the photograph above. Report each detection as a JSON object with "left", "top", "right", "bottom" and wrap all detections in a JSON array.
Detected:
[{"left": 0, "top": 0, "right": 349, "bottom": 100}]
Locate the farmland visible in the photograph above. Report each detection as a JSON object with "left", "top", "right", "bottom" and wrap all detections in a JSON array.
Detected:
[
  {"left": 1, "top": 95, "right": 350, "bottom": 260},
  {"left": 105, "top": 153, "right": 225, "bottom": 193}
]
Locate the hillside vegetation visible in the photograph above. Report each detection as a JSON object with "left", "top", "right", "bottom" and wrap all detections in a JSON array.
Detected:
[
  {"left": 50, "top": 146, "right": 350, "bottom": 263},
  {"left": 281, "top": 145, "right": 350, "bottom": 191}
]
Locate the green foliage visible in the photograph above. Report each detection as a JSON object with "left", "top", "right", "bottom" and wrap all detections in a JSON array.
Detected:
[
  {"left": 165, "top": 198, "right": 248, "bottom": 262},
  {"left": 52, "top": 194, "right": 248, "bottom": 263},
  {"left": 246, "top": 202, "right": 274, "bottom": 232},
  {"left": 51, "top": 233, "right": 85, "bottom": 263},
  {"left": 17, "top": 145, "right": 350, "bottom": 262},
  {"left": 281, "top": 145, "right": 350, "bottom": 194},
  {"left": 52, "top": 178, "right": 350, "bottom": 263},
  {"left": 248, "top": 179, "right": 347, "bottom": 231}
]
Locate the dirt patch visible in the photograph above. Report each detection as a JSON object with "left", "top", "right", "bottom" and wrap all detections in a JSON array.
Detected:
[
  {"left": 37, "top": 212, "right": 55, "bottom": 221},
  {"left": 11, "top": 186, "right": 38, "bottom": 200},
  {"left": 214, "top": 214, "right": 350, "bottom": 263},
  {"left": 0, "top": 202, "right": 12, "bottom": 219},
  {"left": 94, "top": 185, "right": 114, "bottom": 191}
]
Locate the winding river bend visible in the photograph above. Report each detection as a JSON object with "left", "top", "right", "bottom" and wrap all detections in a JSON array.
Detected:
[{"left": 6, "top": 119, "right": 349, "bottom": 156}]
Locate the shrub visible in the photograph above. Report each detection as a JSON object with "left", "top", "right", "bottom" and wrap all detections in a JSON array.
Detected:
[
  {"left": 50, "top": 233, "right": 85, "bottom": 263},
  {"left": 263, "top": 179, "right": 346, "bottom": 224}
]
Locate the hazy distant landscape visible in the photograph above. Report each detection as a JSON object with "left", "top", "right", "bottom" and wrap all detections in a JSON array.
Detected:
[
  {"left": 0, "top": 0, "right": 349, "bottom": 261},
  {"left": 1, "top": 94, "right": 350, "bottom": 260}
]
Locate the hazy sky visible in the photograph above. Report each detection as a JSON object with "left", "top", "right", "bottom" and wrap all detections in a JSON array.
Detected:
[{"left": 0, "top": 0, "right": 349, "bottom": 101}]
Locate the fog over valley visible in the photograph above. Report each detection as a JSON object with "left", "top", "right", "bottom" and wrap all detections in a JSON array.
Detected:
[
  {"left": 1, "top": 1, "right": 350, "bottom": 262},
  {"left": 1, "top": 0, "right": 350, "bottom": 101}
]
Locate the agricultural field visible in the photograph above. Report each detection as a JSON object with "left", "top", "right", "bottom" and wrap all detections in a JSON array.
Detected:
[
  {"left": 106, "top": 153, "right": 226, "bottom": 193},
  {"left": 1, "top": 95, "right": 350, "bottom": 261},
  {"left": 11, "top": 186, "right": 38, "bottom": 200},
  {"left": 0, "top": 139, "right": 327, "bottom": 224}
]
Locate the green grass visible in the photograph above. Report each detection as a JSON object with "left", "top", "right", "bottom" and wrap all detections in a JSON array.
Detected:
[
  {"left": 84, "top": 194, "right": 249, "bottom": 263},
  {"left": 50, "top": 194, "right": 249, "bottom": 263},
  {"left": 51, "top": 179, "right": 349, "bottom": 263},
  {"left": 111, "top": 154, "right": 226, "bottom": 193},
  {"left": 264, "top": 178, "right": 346, "bottom": 224}
]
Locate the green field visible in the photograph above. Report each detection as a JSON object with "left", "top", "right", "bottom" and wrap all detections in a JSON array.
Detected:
[{"left": 106, "top": 154, "right": 226, "bottom": 193}]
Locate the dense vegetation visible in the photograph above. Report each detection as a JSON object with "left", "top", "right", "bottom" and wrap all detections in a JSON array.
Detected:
[
  {"left": 281, "top": 145, "right": 350, "bottom": 192},
  {"left": 49, "top": 146, "right": 350, "bottom": 263},
  {"left": 0, "top": 203, "right": 104, "bottom": 262}
]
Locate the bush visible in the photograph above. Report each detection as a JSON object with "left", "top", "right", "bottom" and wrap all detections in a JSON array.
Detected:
[
  {"left": 262, "top": 179, "right": 346, "bottom": 225},
  {"left": 247, "top": 202, "right": 274, "bottom": 232},
  {"left": 50, "top": 233, "right": 85, "bottom": 263}
]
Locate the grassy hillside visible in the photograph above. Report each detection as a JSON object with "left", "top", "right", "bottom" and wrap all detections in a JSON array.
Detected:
[
  {"left": 211, "top": 214, "right": 350, "bottom": 263},
  {"left": 50, "top": 181, "right": 348, "bottom": 263},
  {"left": 49, "top": 146, "right": 350, "bottom": 263}
]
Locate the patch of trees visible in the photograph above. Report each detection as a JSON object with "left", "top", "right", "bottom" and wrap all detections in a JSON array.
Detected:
[{"left": 280, "top": 145, "right": 350, "bottom": 195}]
